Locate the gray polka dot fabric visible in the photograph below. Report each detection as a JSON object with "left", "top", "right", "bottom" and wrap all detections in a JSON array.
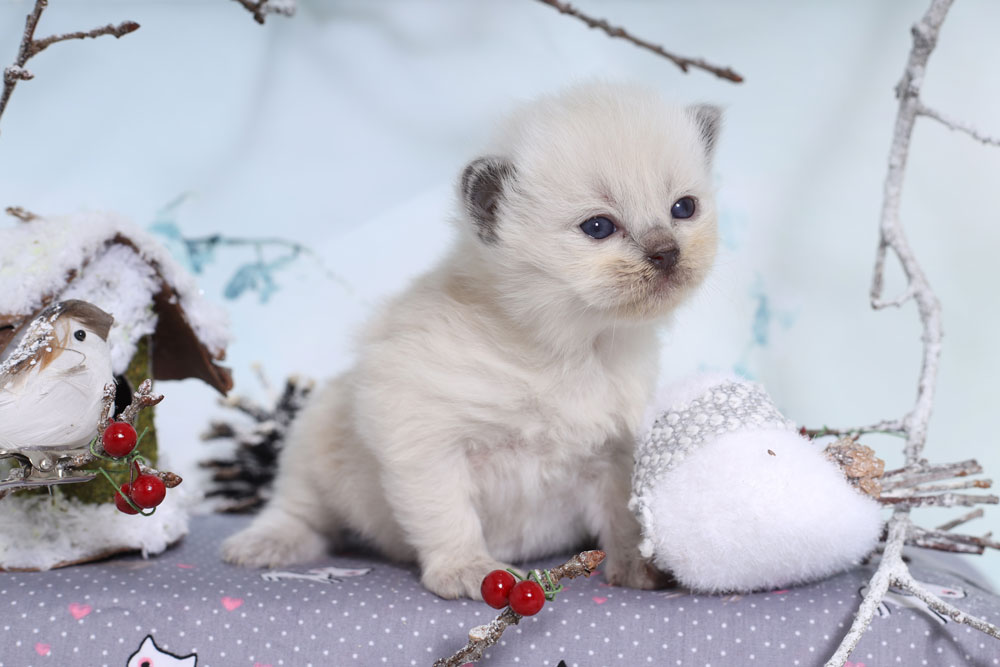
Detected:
[{"left": 2, "top": 514, "right": 999, "bottom": 666}]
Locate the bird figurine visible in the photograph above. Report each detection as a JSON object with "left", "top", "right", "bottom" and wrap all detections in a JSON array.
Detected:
[{"left": 0, "top": 300, "right": 115, "bottom": 487}]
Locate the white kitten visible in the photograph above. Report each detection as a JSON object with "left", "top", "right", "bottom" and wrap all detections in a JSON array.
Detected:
[
  {"left": 127, "top": 635, "right": 196, "bottom": 667},
  {"left": 223, "top": 82, "right": 721, "bottom": 599}
]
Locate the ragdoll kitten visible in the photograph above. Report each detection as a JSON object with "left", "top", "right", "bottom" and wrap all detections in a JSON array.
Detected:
[{"left": 223, "top": 82, "right": 722, "bottom": 600}]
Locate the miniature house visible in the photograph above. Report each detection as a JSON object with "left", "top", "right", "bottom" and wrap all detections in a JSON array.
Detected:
[{"left": 0, "top": 213, "right": 232, "bottom": 504}]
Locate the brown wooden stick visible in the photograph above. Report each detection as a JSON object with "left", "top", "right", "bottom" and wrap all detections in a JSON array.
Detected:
[
  {"left": 29, "top": 21, "right": 138, "bottom": 57},
  {"left": 936, "top": 508, "right": 984, "bottom": 531},
  {"left": 0, "top": 0, "right": 139, "bottom": 130},
  {"left": 533, "top": 0, "right": 743, "bottom": 83},
  {"left": 879, "top": 492, "right": 999, "bottom": 509}
]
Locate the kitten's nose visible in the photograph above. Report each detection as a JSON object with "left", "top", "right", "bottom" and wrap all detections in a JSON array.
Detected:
[{"left": 647, "top": 247, "right": 680, "bottom": 272}]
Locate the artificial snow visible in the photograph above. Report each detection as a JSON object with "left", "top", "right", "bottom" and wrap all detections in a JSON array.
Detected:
[
  {"left": 0, "top": 482, "right": 195, "bottom": 571},
  {"left": 61, "top": 244, "right": 160, "bottom": 374},
  {"left": 0, "top": 306, "right": 57, "bottom": 376},
  {"left": 0, "top": 213, "right": 230, "bottom": 373}
]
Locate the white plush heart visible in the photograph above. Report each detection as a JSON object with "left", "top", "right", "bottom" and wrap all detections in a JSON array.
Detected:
[{"left": 643, "top": 427, "right": 882, "bottom": 593}]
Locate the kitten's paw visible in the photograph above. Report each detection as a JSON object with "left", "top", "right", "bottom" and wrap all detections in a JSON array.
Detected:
[
  {"left": 221, "top": 514, "right": 327, "bottom": 568},
  {"left": 421, "top": 556, "right": 514, "bottom": 600},
  {"left": 604, "top": 554, "right": 671, "bottom": 590}
]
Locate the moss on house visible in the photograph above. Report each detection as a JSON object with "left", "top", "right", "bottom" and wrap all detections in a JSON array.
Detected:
[{"left": 59, "top": 336, "right": 159, "bottom": 505}]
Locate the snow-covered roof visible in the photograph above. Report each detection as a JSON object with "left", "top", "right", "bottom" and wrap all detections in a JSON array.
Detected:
[{"left": 0, "top": 213, "right": 232, "bottom": 393}]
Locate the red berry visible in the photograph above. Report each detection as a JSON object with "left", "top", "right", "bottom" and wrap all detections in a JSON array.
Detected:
[
  {"left": 508, "top": 580, "right": 545, "bottom": 616},
  {"left": 115, "top": 483, "right": 139, "bottom": 514},
  {"left": 102, "top": 422, "right": 138, "bottom": 458},
  {"left": 481, "top": 569, "right": 517, "bottom": 609},
  {"left": 129, "top": 474, "right": 166, "bottom": 509}
]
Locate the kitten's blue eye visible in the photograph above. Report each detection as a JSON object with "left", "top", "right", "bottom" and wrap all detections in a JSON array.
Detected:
[
  {"left": 671, "top": 197, "right": 696, "bottom": 219},
  {"left": 580, "top": 216, "right": 617, "bottom": 239}
]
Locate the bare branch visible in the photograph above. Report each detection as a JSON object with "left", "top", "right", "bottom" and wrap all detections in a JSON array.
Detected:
[
  {"left": 0, "top": 0, "right": 46, "bottom": 124},
  {"left": 117, "top": 379, "right": 164, "bottom": 426},
  {"left": 231, "top": 0, "right": 297, "bottom": 25},
  {"left": 896, "top": 572, "right": 1000, "bottom": 639},
  {"left": 871, "top": 285, "right": 917, "bottom": 310},
  {"left": 0, "top": 0, "right": 139, "bottom": 132},
  {"left": 826, "top": 513, "right": 910, "bottom": 666},
  {"left": 878, "top": 492, "right": 999, "bottom": 509},
  {"left": 828, "top": 0, "right": 1000, "bottom": 662},
  {"left": 936, "top": 508, "right": 984, "bottom": 531},
  {"left": 4, "top": 206, "right": 39, "bottom": 222},
  {"left": 533, "top": 0, "right": 743, "bottom": 83},
  {"left": 802, "top": 420, "right": 905, "bottom": 439},
  {"left": 918, "top": 103, "right": 1000, "bottom": 146},
  {"left": 881, "top": 459, "right": 983, "bottom": 490},
  {"left": 29, "top": 21, "right": 139, "bottom": 57}
]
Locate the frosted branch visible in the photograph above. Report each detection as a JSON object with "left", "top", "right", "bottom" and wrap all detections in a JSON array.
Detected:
[
  {"left": 896, "top": 572, "right": 1000, "bottom": 639},
  {"left": 918, "top": 103, "right": 1000, "bottom": 146},
  {"left": 0, "top": 0, "right": 139, "bottom": 133},
  {"left": 533, "top": 0, "right": 743, "bottom": 83},
  {"left": 232, "top": 0, "right": 297, "bottom": 25},
  {"left": 801, "top": 419, "right": 905, "bottom": 439},
  {"left": 936, "top": 507, "right": 984, "bottom": 531},
  {"left": 825, "top": 513, "right": 910, "bottom": 666},
  {"left": 827, "top": 0, "right": 1000, "bottom": 662},
  {"left": 434, "top": 550, "right": 605, "bottom": 666},
  {"left": 4, "top": 206, "right": 39, "bottom": 222},
  {"left": 881, "top": 458, "right": 982, "bottom": 490},
  {"left": 29, "top": 21, "right": 139, "bottom": 57},
  {"left": 878, "top": 491, "right": 999, "bottom": 509}
]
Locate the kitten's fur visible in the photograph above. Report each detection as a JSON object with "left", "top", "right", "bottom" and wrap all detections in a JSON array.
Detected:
[{"left": 222, "top": 82, "right": 721, "bottom": 599}]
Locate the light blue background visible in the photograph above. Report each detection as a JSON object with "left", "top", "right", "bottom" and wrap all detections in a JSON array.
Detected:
[{"left": 1, "top": 0, "right": 998, "bottom": 587}]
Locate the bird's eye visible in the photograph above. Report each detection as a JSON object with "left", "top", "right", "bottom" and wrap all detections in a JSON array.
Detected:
[
  {"left": 580, "top": 216, "right": 617, "bottom": 240},
  {"left": 74, "top": 330, "right": 86, "bottom": 342},
  {"left": 671, "top": 196, "right": 697, "bottom": 219}
]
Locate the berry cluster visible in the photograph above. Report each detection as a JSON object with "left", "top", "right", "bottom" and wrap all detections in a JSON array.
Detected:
[
  {"left": 95, "top": 422, "right": 167, "bottom": 515},
  {"left": 480, "top": 568, "right": 562, "bottom": 616}
]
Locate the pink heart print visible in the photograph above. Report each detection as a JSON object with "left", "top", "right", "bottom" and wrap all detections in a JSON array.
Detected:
[
  {"left": 34, "top": 643, "right": 51, "bottom": 656},
  {"left": 592, "top": 596, "right": 608, "bottom": 604},
  {"left": 254, "top": 663, "right": 273, "bottom": 667},
  {"left": 221, "top": 596, "right": 244, "bottom": 611},
  {"left": 68, "top": 602, "right": 92, "bottom": 620}
]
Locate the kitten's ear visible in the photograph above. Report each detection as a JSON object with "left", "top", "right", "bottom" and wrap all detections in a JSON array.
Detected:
[
  {"left": 460, "top": 156, "right": 515, "bottom": 244},
  {"left": 688, "top": 104, "right": 723, "bottom": 165}
]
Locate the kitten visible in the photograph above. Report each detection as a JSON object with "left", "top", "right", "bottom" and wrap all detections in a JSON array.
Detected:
[{"left": 222, "top": 82, "right": 721, "bottom": 599}]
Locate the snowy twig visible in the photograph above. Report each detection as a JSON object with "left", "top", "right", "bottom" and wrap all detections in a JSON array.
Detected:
[
  {"left": 433, "top": 550, "right": 605, "bottom": 667},
  {"left": 117, "top": 379, "right": 164, "bottom": 428},
  {"left": 826, "top": 0, "right": 1000, "bottom": 664},
  {"left": 867, "top": 0, "right": 953, "bottom": 467},
  {"left": 896, "top": 571, "right": 1000, "bottom": 639},
  {"left": 231, "top": 0, "right": 296, "bottom": 25},
  {"left": 936, "top": 508, "right": 984, "bottom": 531},
  {"left": 533, "top": 0, "right": 743, "bottom": 83},
  {"left": 0, "top": 0, "right": 139, "bottom": 132},
  {"left": 881, "top": 459, "right": 982, "bottom": 490},
  {"left": 878, "top": 492, "right": 998, "bottom": 509},
  {"left": 801, "top": 420, "right": 905, "bottom": 439},
  {"left": 917, "top": 103, "right": 1000, "bottom": 146},
  {"left": 4, "top": 206, "right": 39, "bottom": 222},
  {"left": 28, "top": 20, "right": 139, "bottom": 57},
  {"left": 907, "top": 522, "right": 1000, "bottom": 555}
]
